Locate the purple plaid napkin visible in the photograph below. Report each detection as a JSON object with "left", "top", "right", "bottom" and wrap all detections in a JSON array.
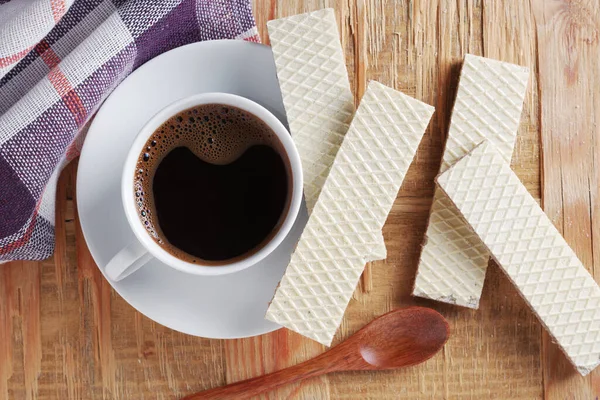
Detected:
[{"left": 0, "top": 0, "right": 259, "bottom": 261}]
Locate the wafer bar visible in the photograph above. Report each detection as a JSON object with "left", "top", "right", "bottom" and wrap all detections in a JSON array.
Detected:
[
  {"left": 437, "top": 141, "right": 600, "bottom": 376},
  {"left": 266, "top": 81, "right": 434, "bottom": 345},
  {"left": 413, "top": 54, "right": 529, "bottom": 308},
  {"left": 268, "top": 8, "right": 387, "bottom": 261},
  {"left": 268, "top": 8, "right": 355, "bottom": 213}
]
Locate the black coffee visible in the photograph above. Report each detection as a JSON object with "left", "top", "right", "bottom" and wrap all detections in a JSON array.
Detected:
[{"left": 134, "top": 104, "right": 290, "bottom": 264}]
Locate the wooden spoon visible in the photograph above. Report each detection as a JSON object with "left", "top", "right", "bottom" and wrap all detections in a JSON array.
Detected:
[{"left": 182, "top": 307, "right": 449, "bottom": 400}]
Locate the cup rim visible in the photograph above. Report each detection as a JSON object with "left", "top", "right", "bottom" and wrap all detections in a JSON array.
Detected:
[{"left": 121, "top": 92, "right": 303, "bottom": 276}]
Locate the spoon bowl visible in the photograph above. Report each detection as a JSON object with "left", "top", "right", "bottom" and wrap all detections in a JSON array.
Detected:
[
  {"left": 183, "top": 307, "right": 449, "bottom": 399},
  {"left": 356, "top": 307, "right": 450, "bottom": 369}
]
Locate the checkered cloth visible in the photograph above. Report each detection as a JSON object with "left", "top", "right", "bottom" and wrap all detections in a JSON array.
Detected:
[{"left": 0, "top": 0, "right": 259, "bottom": 261}]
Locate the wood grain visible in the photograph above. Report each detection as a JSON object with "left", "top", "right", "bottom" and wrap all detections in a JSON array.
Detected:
[
  {"left": 532, "top": 0, "right": 600, "bottom": 397},
  {"left": 1, "top": 0, "right": 598, "bottom": 398}
]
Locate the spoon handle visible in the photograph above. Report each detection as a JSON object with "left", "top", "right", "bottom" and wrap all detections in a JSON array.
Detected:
[{"left": 181, "top": 354, "right": 336, "bottom": 400}]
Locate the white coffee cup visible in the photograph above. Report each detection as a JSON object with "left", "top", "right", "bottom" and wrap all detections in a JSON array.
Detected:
[{"left": 105, "top": 93, "right": 303, "bottom": 281}]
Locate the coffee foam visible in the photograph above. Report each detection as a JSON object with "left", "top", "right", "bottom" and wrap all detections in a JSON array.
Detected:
[{"left": 133, "top": 104, "right": 285, "bottom": 263}]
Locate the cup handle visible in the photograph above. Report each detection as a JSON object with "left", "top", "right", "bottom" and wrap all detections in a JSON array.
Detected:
[{"left": 105, "top": 241, "right": 153, "bottom": 281}]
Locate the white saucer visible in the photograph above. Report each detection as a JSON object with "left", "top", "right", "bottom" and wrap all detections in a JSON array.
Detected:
[{"left": 77, "top": 40, "right": 308, "bottom": 339}]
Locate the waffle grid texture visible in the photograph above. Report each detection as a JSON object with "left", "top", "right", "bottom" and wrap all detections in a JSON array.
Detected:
[
  {"left": 268, "top": 8, "right": 387, "bottom": 258},
  {"left": 413, "top": 54, "right": 529, "bottom": 308},
  {"left": 266, "top": 81, "right": 434, "bottom": 345},
  {"left": 268, "top": 8, "right": 355, "bottom": 213},
  {"left": 437, "top": 141, "right": 600, "bottom": 376}
]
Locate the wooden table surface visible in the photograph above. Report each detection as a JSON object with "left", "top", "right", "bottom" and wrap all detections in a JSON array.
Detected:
[{"left": 2, "top": 0, "right": 599, "bottom": 399}]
